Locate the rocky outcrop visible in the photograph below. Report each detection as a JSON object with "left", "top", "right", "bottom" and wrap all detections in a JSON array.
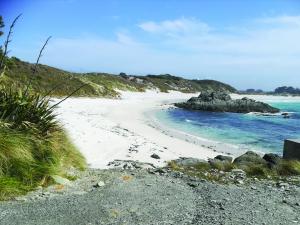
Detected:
[
  {"left": 175, "top": 91, "right": 280, "bottom": 113},
  {"left": 233, "top": 151, "right": 266, "bottom": 166},
  {"left": 263, "top": 153, "right": 282, "bottom": 167}
]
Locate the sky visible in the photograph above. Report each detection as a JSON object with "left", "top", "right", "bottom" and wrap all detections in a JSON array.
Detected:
[{"left": 1, "top": 0, "right": 300, "bottom": 90}]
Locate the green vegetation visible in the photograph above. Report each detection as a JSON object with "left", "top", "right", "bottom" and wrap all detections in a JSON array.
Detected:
[
  {"left": 2, "top": 57, "right": 236, "bottom": 98},
  {"left": 0, "top": 15, "right": 86, "bottom": 200},
  {"left": 0, "top": 84, "right": 86, "bottom": 200},
  {"left": 0, "top": 86, "right": 86, "bottom": 200},
  {"left": 168, "top": 159, "right": 300, "bottom": 183},
  {"left": 0, "top": 126, "right": 85, "bottom": 200},
  {"left": 0, "top": 14, "right": 236, "bottom": 200}
]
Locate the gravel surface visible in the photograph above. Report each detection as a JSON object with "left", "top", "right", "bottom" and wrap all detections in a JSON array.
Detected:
[{"left": 0, "top": 168, "right": 299, "bottom": 225}]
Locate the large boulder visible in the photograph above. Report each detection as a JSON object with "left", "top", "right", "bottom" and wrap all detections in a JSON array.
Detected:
[
  {"left": 263, "top": 153, "right": 282, "bottom": 166},
  {"left": 175, "top": 91, "right": 280, "bottom": 113},
  {"left": 233, "top": 151, "right": 266, "bottom": 166},
  {"left": 172, "top": 157, "right": 207, "bottom": 167},
  {"left": 214, "top": 155, "right": 233, "bottom": 162}
]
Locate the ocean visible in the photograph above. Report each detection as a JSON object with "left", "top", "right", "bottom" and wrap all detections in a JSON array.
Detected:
[{"left": 156, "top": 100, "right": 300, "bottom": 155}]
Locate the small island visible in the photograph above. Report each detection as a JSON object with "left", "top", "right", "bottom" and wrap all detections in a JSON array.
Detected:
[{"left": 175, "top": 91, "right": 280, "bottom": 113}]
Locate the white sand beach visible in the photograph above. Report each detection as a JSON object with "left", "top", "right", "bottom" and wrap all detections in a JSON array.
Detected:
[
  {"left": 54, "top": 91, "right": 221, "bottom": 168},
  {"left": 54, "top": 92, "right": 300, "bottom": 169}
]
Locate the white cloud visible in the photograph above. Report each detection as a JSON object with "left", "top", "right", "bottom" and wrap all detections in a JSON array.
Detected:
[
  {"left": 258, "top": 15, "right": 300, "bottom": 26},
  {"left": 14, "top": 15, "right": 300, "bottom": 89},
  {"left": 138, "top": 18, "right": 210, "bottom": 37}
]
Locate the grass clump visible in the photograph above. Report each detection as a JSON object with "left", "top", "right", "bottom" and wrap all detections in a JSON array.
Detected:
[
  {"left": 243, "top": 164, "right": 272, "bottom": 178},
  {"left": 0, "top": 86, "right": 85, "bottom": 200},
  {"left": 0, "top": 87, "right": 57, "bottom": 134},
  {"left": 0, "top": 15, "right": 86, "bottom": 200},
  {"left": 0, "top": 125, "right": 85, "bottom": 200},
  {"left": 276, "top": 160, "right": 300, "bottom": 176}
]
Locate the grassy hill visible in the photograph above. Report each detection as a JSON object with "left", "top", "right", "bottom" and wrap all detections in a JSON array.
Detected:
[{"left": 2, "top": 57, "right": 236, "bottom": 97}]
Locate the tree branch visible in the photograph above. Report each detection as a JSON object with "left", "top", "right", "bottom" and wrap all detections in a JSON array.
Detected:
[
  {"left": 0, "top": 14, "right": 22, "bottom": 72},
  {"left": 24, "top": 36, "right": 51, "bottom": 95},
  {"left": 48, "top": 84, "right": 88, "bottom": 110}
]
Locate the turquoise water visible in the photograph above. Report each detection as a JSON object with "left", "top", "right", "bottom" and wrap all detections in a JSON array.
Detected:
[{"left": 156, "top": 101, "right": 300, "bottom": 154}]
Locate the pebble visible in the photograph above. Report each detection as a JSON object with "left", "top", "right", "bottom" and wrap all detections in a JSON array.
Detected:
[
  {"left": 187, "top": 182, "right": 198, "bottom": 188},
  {"left": 95, "top": 181, "right": 105, "bottom": 187},
  {"left": 151, "top": 153, "right": 160, "bottom": 159},
  {"left": 277, "top": 182, "right": 289, "bottom": 188}
]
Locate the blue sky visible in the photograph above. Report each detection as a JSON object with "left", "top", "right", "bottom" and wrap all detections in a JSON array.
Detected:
[{"left": 1, "top": 0, "right": 300, "bottom": 90}]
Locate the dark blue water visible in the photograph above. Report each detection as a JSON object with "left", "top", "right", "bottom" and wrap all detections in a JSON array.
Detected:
[{"left": 156, "top": 101, "right": 300, "bottom": 154}]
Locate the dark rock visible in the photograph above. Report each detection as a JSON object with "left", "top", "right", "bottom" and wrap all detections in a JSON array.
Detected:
[
  {"left": 283, "top": 139, "right": 300, "bottom": 160},
  {"left": 233, "top": 151, "right": 266, "bottom": 166},
  {"left": 153, "top": 168, "right": 167, "bottom": 174},
  {"left": 214, "top": 155, "right": 233, "bottom": 162},
  {"left": 173, "top": 157, "right": 207, "bottom": 166},
  {"left": 187, "top": 182, "right": 198, "bottom": 188},
  {"left": 263, "top": 153, "right": 282, "bottom": 166},
  {"left": 175, "top": 91, "right": 280, "bottom": 113},
  {"left": 151, "top": 153, "right": 160, "bottom": 159},
  {"left": 282, "top": 112, "right": 290, "bottom": 118}
]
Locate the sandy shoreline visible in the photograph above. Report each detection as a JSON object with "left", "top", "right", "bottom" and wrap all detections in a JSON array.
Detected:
[
  {"left": 54, "top": 91, "right": 300, "bottom": 169},
  {"left": 54, "top": 91, "right": 220, "bottom": 168}
]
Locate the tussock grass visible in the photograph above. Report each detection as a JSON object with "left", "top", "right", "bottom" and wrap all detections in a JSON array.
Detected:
[
  {"left": 276, "top": 160, "right": 300, "bottom": 176},
  {"left": 0, "top": 16, "right": 86, "bottom": 200},
  {"left": 0, "top": 85, "right": 85, "bottom": 200},
  {"left": 0, "top": 126, "right": 85, "bottom": 200}
]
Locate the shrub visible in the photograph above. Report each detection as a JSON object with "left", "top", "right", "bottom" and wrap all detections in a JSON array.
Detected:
[
  {"left": 0, "top": 87, "right": 57, "bottom": 135},
  {"left": 0, "top": 15, "right": 86, "bottom": 201}
]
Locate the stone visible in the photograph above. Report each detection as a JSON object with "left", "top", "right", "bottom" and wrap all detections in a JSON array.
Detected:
[
  {"left": 236, "top": 180, "right": 244, "bottom": 185},
  {"left": 263, "top": 153, "right": 282, "bottom": 166},
  {"left": 51, "top": 175, "right": 71, "bottom": 186},
  {"left": 283, "top": 139, "right": 300, "bottom": 160},
  {"left": 154, "top": 168, "right": 167, "bottom": 174},
  {"left": 233, "top": 151, "right": 266, "bottom": 166},
  {"left": 214, "top": 155, "right": 233, "bottom": 162},
  {"left": 175, "top": 91, "right": 279, "bottom": 113},
  {"left": 277, "top": 182, "right": 289, "bottom": 189},
  {"left": 187, "top": 182, "right": 198, "bottom": 188},
  {"left": 173, "top": 157, "right": 207, "bottom": 166},
  {"left": 230, "top": 169, "right": 246, "bottom": 178},
  {"left": 107, "top": 160, "right": 156, "bottom": 169},
  {"left": 151, "top": 153, "right": 160, "bottom": 159},
  {"left": 95, "top": 181, "right": 105, "bottom": 187}
]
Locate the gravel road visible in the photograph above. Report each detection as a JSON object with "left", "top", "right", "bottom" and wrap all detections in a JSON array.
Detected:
[{"left": 0, "top": 168, "right": 299, "bottom": 225}]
